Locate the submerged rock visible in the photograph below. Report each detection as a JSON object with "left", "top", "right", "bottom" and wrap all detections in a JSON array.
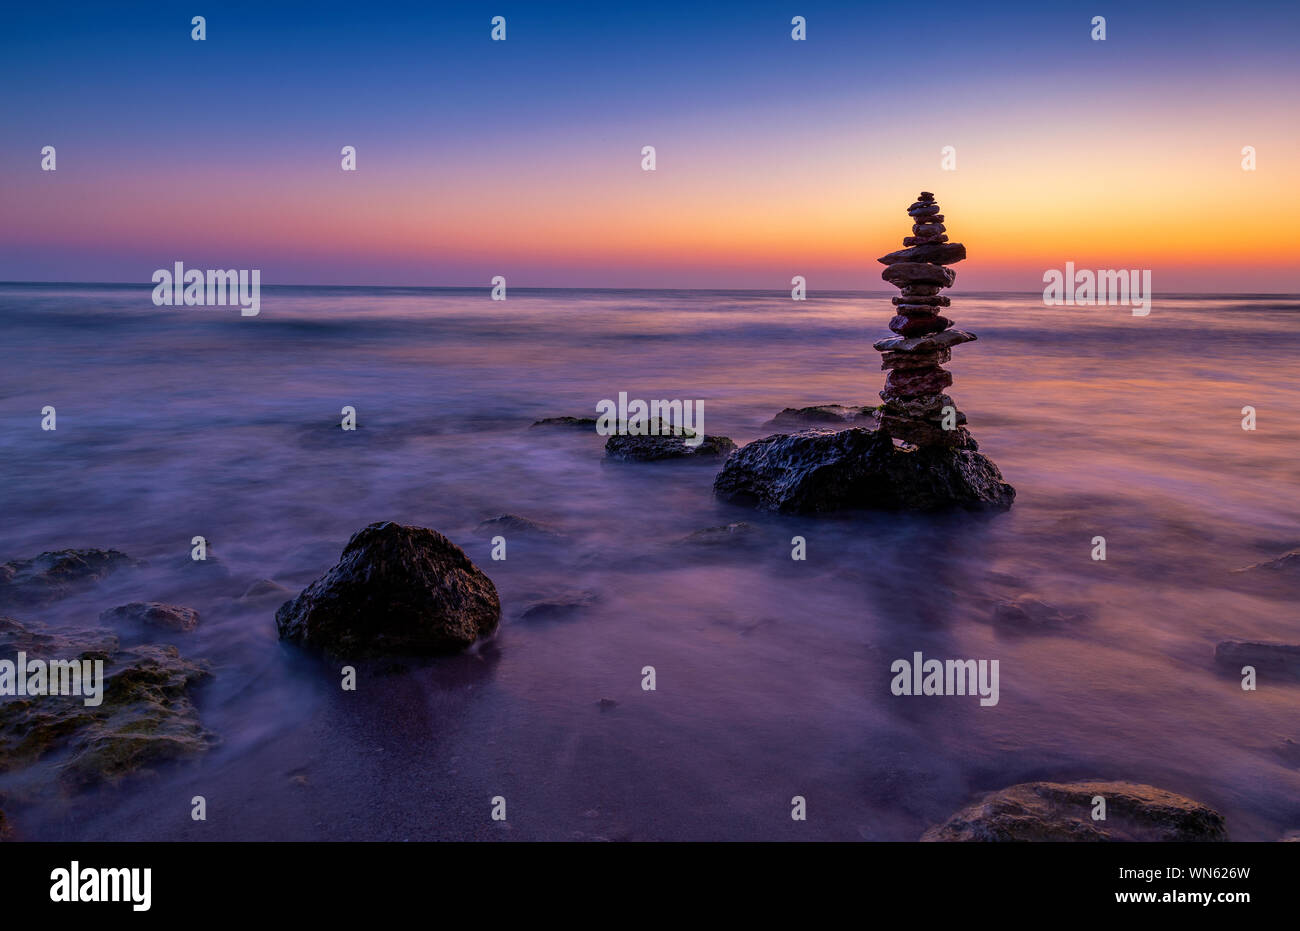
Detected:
[
  {"left": 713, "top": 427, "right": 1014, "bottom": 513},
  {"left": 769, "top": 404, "right": 876, "bottom": 428},
  {"left": 0, "top": 616, "right": 213, "bottom": 787},
  {"left": 240, "top": 579, "right": 292, "bottom": 602},
  {"left": 99, "top": 602, "right": 199, "bottom": 633},
  {"left": 922, "top": 781, "right": 1227, "bottom": 842},
  {"left": 474, "top": 514, "right": 560, "bottom": 537},
  {"left": 604, "top": 432, "right": 736, "bottom": 462},
  {"left": 0, "top": 549, "right": 137, "bottom": 606},
  {"left": 1232, "top": 550, "right": 1300, "bottom": 576},
  {"left": 275, "top": 521, "right": 501, "bottom": 658},
  {"left": 530, "top": 416, "right": 598, "bottom": 430},
  {"left": 0, "top": 809, "right": 11, "bottom": 841},
  {"left": 679, "top": 522, "right": 760, "bottom": 546},
  {"left": 520, "top": 590, "right": 598, "bottom": 621},
  {"left": 1214, "top": 641, "right": 1300, "bottom": 676},
  {"left": 991, "top": 597, "right": 1084, "bottom": 632}
]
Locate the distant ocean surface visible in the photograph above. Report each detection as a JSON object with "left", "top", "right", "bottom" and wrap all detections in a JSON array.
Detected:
[{"left": 1, "top": 283, "right": 1298, "bottom": 840}]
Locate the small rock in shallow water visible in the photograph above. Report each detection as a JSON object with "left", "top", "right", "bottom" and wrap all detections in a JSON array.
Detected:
[
  {"left": 922, "top": 781, "right": 1227, "bottom": 842},
  {"left": 0, "top": 549, "right": 138, "bottom": 606},
  {"left": 99, "top": 602, "right": 199, "bottom": 632},
  {"left": 604, "top": 432, "right": 736, "bottom": 462},
  {"left": 769, "top": 404, "right": 876, "bottom": 427},
  {"left": 520, "top": 591, "right": 598, "bottom": 621},
  {"left": 275, "top": 521, "right": 501, "bottom": 658},
  {"left": 474, "top": 514, "right": 560, "bottom": 537},
  {"left": 240, "top": 579, "right": 291, "bottom": 601},
  {"left": 1232, "top": 550, "right": 1300, "bottom": 575},
  {"left": 530, "top": 416, "right": 598, "bottom": 430},
  {"left": 1214, "top": 641, "right": 1300, "bottom": 676},
  {"left": 990, "top": 597, "right": 1080, "bottom": 632},
  {"left": 679, "top": 522, "right": 760, "bottom": 546}
]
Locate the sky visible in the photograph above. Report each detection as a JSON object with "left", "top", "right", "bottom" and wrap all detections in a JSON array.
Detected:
[{"left": 2, "top": 0, "right": 1298, "bottom": 290}]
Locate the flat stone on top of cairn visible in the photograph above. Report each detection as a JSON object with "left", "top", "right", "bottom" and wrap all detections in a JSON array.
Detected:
[{"left": 874, "top": 191, "right": 978, "bottom": 449}]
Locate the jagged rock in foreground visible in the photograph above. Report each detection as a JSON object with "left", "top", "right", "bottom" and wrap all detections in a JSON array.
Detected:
[
  {"left": 713, "top": 427, "right": 1013, "bottom": 513},
  {"left": 604, "top": 432, "right": 736, "bottom": 462},
  {"left": 0, "top": 617, "right": 213, "bottom": 787},
  {"left": 275, "top": 521, "right": 500, "bottom": 658},
  {"left": 0, "top": 549, "right": 138, "bottom": 606},
  {"left": 922, "top": 781, "right": 1227, "bottom": 842},
  {"left": 99, "top": 602, "right": 200, "bottom": 632}
]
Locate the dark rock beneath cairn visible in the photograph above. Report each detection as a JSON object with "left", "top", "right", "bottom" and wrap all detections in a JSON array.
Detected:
[{"left": 712, "top": 427, "right": 1013, "bottom": 513}]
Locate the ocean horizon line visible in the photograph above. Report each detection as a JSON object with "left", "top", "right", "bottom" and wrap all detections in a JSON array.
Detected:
[{"left": 2, "top": 281, "right": 1298, "bottom": 300}]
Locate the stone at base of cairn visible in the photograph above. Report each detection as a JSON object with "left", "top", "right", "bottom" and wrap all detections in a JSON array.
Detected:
[
  {"left": 712, "top": 427, "right": 1015, "bottom": 514},
  {"left": 877, "top": 413, "right": 973, "bottom": 449}
]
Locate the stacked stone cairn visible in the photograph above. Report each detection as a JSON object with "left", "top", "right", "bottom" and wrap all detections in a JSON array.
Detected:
[{"left": 874, "top": 192, "right": 978, "bottom": 449}]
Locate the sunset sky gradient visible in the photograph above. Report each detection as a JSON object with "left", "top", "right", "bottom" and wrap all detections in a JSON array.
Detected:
[{"left": 2, "top": 0, "right": 1298, "bottom": 290}]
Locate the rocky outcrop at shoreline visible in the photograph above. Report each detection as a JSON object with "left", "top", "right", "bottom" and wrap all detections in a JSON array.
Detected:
[
  {"left": 275, "top": 521, "right": 501, "bottom": 658},
  {"left": 922, "top": 781, "right": 1228, "bottom": 841},
  {"left": 0, "top": 616, "right": 213, "bottom": 787},
  {"left": 0, "top": 549, "right": 138, "bottom": 606},
  {"left": 605, "top": 431, "right": 736, "bottom": 461}
]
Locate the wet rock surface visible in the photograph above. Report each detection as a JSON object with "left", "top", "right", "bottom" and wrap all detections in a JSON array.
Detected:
[
  {"left": 0, "top": 549, "right": 138, "bottom": 606},
  {"left": 99, "top": 602, "right": 199, "bottom": 633},
  {"left": 604, "top": 432, "right": 736, "bottom": 461},
  {"left": 474, "top": 514, "right": 560, "bottom": 537},
  {"left": 275, "top": 521, "right": 501, "bottom": 658},
  {"left": 1233, "top": 549, "right": 1300, "bottom": 576},
  {"left": 922, "top": 781, "right": 1228, "bottom": 842},
  {"left": 713, "top": 427, "right": 1014, "bottom": 513},
  {"left": 1215, "top": 640, "right": 1300, "bottom": 676},
  {"left": 519, "top": 590, "right": 598, "bottom": 621},
  {"left": 530, "top": 416, "right": 598, "bottom": 430},
  {"left": 0, "top": 616, "right": 213, "bottom": 787},
  {"left": 678, "top": 522, "right": 761, "bottom": 546},
  {"left": 768, "top": 404, "right": 876, "bottom": 427}
]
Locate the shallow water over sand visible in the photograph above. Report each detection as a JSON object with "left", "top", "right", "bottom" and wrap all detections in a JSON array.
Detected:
[{"left": 1, "top": 284, "right": 1298, "bottom": 840}]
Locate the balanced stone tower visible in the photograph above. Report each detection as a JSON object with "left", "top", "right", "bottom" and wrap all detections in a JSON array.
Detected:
[
  {"left": 874, "top": 191, "right": 976, "bottom": 449},
  {"left": 711, "top": 190, "right": 1014, "bottom": 513}
]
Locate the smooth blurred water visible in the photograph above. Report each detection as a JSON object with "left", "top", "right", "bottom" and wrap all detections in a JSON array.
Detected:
[{"left": 1, "top": 283, "right": 1298, "bottom": 840}]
